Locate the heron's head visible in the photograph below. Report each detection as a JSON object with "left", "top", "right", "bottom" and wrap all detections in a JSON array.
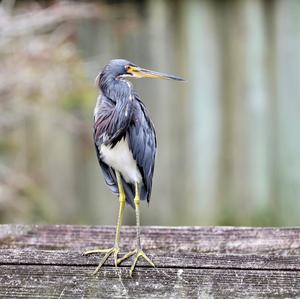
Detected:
[{"left": 101, "top": 59, "right": 185, "bottom": 81}]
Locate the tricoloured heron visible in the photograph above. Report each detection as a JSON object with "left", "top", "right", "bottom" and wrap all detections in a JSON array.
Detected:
[{"left": 83, "top": 59, "right": 184, "bottom": 276}]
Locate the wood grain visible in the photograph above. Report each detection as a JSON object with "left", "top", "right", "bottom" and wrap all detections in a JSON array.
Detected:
[{"left": 0, "top": 225, "right": 299, "bottom": 298}]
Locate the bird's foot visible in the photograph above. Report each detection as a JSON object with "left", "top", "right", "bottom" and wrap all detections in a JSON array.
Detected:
[
  {"left": 117, "top": 248, "right": 155, "bottom": 277},
  {"left": 83, "top": 247, "right": 120, "bottom": 275}
]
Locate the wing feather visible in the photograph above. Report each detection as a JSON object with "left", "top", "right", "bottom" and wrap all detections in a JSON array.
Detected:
[
  {"left": 128, "top": 97, "right": 157, "bottom": 203},
  {"left": 93, "top": 93, "right": 156, "bottom": 206},
  {"left": 94, "top": 94, "right": 135, "bottom": 207}
]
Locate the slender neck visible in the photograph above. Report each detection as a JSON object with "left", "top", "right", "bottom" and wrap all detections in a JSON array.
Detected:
[
  {"left": 96, "top": 72, "right": 134, "bottom": 144},
  {"left": 99, "top": 72, "right": 131, "bottom": 102}
]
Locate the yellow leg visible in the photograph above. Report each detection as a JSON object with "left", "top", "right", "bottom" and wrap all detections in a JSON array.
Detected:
[
  {"left": 83, "top": 171, "right": 125, "bottom": 274},
  {"left": 114, "top": 172, "right": 126, "bottom": 250},
  {"left": 117, "top": 182, "right": 155, "bottom": 276}
]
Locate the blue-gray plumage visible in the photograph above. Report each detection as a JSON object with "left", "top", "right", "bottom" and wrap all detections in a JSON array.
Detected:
[
  {"left": 84, "top": 59, "right": 184, "bottom": 276},
  {"left": 94, "top": 61, "right": 157, "bottom": 207}
]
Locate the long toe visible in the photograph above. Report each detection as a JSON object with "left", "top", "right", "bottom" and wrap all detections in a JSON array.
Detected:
[
  {"left": 83, "top": 246, "right": 120, "bottom": 275},
  {"left": 83, "top": 248, "right": 112, "bottom": 255},
  {"left": 117, "top": 249, "right": 137, "bottom": 265},
  {"left": 130, "top": 249, "right": 155, "bottom": 277}
]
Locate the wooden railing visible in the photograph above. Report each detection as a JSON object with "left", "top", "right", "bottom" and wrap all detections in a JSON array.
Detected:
[{"left": 0, "top": 225, "right": 299, "bottom": 298}]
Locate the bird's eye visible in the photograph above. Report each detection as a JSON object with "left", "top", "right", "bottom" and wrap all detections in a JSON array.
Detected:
[{"left": 125, "top": 65, "right": 134, "bottom": 76}]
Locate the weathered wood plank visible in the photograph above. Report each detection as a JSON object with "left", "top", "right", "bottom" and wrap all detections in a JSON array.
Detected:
[
  {"left": 0, "top": 249, "right": 299, "bottom": 271},
  {"left": 1, "top": 225, "right": 299, "bottom": 254},
  {"left": 0, "top": 225, "right": 299, "bottom": 298},
  {"left": 0, "top": 265, "right": 299, "bottom": 299}
]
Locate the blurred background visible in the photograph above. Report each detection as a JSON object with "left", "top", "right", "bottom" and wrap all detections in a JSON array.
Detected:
[{"left": 0, "top": 0, "right": 299, "bottom": 226}]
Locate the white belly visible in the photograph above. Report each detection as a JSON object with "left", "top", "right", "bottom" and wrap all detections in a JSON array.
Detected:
[{"left": 100, "top": 137, "right": 142, "bottom": 184}]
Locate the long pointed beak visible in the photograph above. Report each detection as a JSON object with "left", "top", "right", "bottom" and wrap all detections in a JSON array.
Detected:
[{"left": 127, "top": 66, "right": 185, "bottom": 81}]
